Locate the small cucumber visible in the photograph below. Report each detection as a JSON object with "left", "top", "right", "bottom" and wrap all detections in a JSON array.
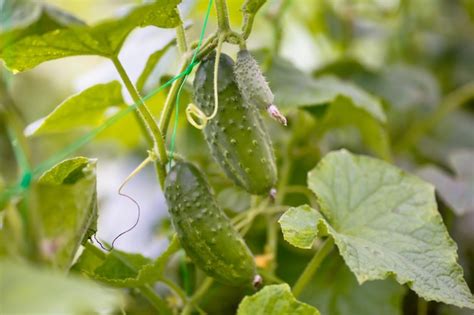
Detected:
[
  {"left": 165, "top": 161, "right": 261, "bottom": 288},
  {"left": 193, "top": 52, "right": 277, "bottom": 195},
  {"left": 234, "top": 49, "right": 287, "bottom": 125}
]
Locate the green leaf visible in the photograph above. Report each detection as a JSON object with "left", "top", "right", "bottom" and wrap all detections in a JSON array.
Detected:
[
  {"left": 280, "top": 150, "right": 474, "bottom": 309},
  {"left": 300, "top": 252, "right": 406, "bottom": 315},
  {"left": 73, "top": 238, "right": 180, "bottom": 287},
  {"left": 418, "top": 149, "right": 474, "bottom": 215},
  {"left": 0, "top": 260, "right": 122, "bottom": 314},
  {"left": 0, "top": 1, "right": 84, "bottom": 51},
  {"left": 1, "top": 0, "right": 182, "bottom": 72},
  {"left": 217, "top": 187, "right": 250, "bottom": 213},
  {"left": 263, "top": 55, "right": 390, "bottom": 159},
  {"left": 317, "top": 97, "right": 392, "bottom": 160},
  {"left": 237, "top": 284, "right": 320, "bottom": 315},
  {"left": 265, "top": 56, "right": 386, "bottom": 123},
  {"left": 279, "top": 205, "right": 320, "bottom": 249},
  {"left": 26, "top": 81, "right": 124, "bottom": 136},
  {"left": 36, "top": 157, "right": 98, "bottom": 269}
]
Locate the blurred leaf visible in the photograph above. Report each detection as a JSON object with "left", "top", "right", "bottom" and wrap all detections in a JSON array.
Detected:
[
  {"left": 280, "top": 150, "right": 474, "bottom": 309},
  {"left": 419, "top": 111, "right": 474, "bottom": 165},
  {"left": 0, "top": 260, "right": 122, "bottom": 314},
  {"left": 0, "top": 0, "right": 84, "bottom": 51},
  {"left": 237, "top": 284, "right": 320, "bottom": 315},
  {"left": 263, "top": 55, "right": 390, "bottom": 159},
  {"left": 418, "top": 149, "right": 474, "bottom": 215},
  {"left": 0, "top": 0, "right": 182, "bottom": 72},
  {"left": 217, "top": 187, "right": 250, "bottom": 213},
  {"left": 73, "top": 238, "right": 180, "bottom": 287},
  {"left": 26, "top": 81, "right": 124, "bottom": 136},
  {"left": 264, "top": 56, "right": 385, "bottom": 122},
  {"left": 317, "top": 97, "right": 392, "bottom": 160},
  {"left": 36, "top": 157, "right": 98, "bottom": 269},
  {"left": 136, "top": 41, "right": 175, "bottom": 92},
  {"left": 300, "top": 252, "right": 405, "bottom": 315}
]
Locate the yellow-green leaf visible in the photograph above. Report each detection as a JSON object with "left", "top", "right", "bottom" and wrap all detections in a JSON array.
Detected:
[
  {"left": 26, "top": 81, "right": 124, "bottom": 136},
  {"left": 237, "top": 284, "right": 320, "bottom": 315},
  {"left": 0, "top": 260, "right": 122, "bottom": 314},
  {"left": 1, "top": 0, "right": 182, "bottom": 72}
]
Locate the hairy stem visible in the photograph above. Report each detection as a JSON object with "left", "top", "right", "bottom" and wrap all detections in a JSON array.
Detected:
[
  {"left": 112, "top": 56, "right": 167, "bottom": 187},
  {"left": 176, "top": 12, "right": 188, "bottom": 54},
  {"left": 292, "top": 238, "right": 335, "bottom": 298},
  {"left": 215, "top": 0, "right": 231, "bottom": 31}
]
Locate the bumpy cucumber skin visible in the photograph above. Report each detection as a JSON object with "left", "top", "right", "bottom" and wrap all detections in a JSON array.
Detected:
[
  {"left": 165, "top": 162, "right": 257, "bottom": 287},
  {"left": 193, "top": 52, "right": 277, "bottom": 195},
  {"left": 234, "top": 49, "right": 274, "bottom": 110}
]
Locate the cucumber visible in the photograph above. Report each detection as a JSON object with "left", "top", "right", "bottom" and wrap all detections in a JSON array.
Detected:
[
  {"left": 193, "top": 52, "right": 277, "bottom": 195},
  {"left": 164, "top": 161, "right": 261, "bottom": 288},
  {"left": 234, "top": 49, "right": 287, "bottom": 125}
]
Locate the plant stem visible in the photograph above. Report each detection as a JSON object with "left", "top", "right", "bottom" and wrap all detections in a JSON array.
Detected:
[
  {"left": 158, "top": 60, "right": 189, "bottom": 137},
  {"left": 176, "top": 9, "right": 188, "bottom": 54},
  {"left": 84, "top": 242, "right": 173, "bottom": 315},
  {"left": 292, "top": 238, "right": 335, "bottom": 298},
  {"left": 417, "top": 298, "right": 428, "bottom": 315},
  {"left": 395, "top": 81, "right": 474, "bottom": 152},
  {"left": 160, "top": 277, "right": 188, "bottom": 304},
  {"left": 265, "top": 214, "right": 278, "bottom": 272},
  {"left": 112, "top": 56, "right": 168, "bottom": 187},
  {"left": 215, "top": 0, "right": 231, "bottom": 31},
  {"left": 140, "top": 285, "right": 173, "bottom": 315},
  {"left": 181, "top": 277, "right": 214, "bottom": 315}
]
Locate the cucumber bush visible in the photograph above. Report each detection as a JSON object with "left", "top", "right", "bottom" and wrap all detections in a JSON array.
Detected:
[{"left": 1, "top": 0, "right": 474, "bottom": 314}]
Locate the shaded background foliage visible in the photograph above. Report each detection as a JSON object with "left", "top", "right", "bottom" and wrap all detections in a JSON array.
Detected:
[{"left": 0, "top": 0, "right": 473, "bottom": 314}]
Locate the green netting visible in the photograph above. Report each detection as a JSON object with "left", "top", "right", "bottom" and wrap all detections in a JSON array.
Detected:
[{"left": 0, "top": 0, "right": 214, "bottom": 205}]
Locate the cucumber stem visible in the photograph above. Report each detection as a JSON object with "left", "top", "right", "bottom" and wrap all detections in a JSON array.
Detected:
[
  {"left": 181, "top": 277, "right": 214, "bottom": 315},
  {"left": 292, "top": 238, "right": 335, "bottom": 298},
  {"left": 176, "top": 8, "right": 188, "bottom": 54},
  {"left": 112, "top": 56, "right": 168, "bottom": 188},
  {"left": 215, "top": 0, "right": 231, "bottom": 32}
]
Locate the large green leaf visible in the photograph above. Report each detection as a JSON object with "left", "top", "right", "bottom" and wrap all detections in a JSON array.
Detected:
[
  {"left": 26, "top": 81, "right": 124, "bottom": 136},
  {"left": 36, "top": 157, "right": 98, "bottom": 269},
  {"left": 0, "top": 0, "right": 84, "bottom": 51},
  {"left": 73, "top": 238, "right": 180, "bottom": 287},
  {"left": 0, "top": 260, "right": 122, "bottom": 314},
  {"left": 237, "top": 284, "right": 320, "bottom": 315},
  {"left": 0, "top": 0, "right": 182, "bottom": 72},
  {"left": 279, "top": 150, "right": 474, "bottom": 309},
  {"left": 300, "top": 252, "right": 405, "bottom": 315}
]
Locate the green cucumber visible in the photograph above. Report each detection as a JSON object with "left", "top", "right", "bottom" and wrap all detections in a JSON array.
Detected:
[
  {"left": 193, "top": 52, "right": 277, "bottom": 195},
  {"left": 164, "top": 161, "right": 261, "bottom": 288},
  {"left": 234, "top": 49, "right": 287, "bottom": 125}
]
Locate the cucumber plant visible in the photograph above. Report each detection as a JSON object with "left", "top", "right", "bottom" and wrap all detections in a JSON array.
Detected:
[{"left": 1, "top": 0, "right": 474, "bottom": 315}]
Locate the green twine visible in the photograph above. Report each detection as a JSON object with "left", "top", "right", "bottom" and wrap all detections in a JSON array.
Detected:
[{"left": 0, "top": 0, "right": 214, "bottom": 205}]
